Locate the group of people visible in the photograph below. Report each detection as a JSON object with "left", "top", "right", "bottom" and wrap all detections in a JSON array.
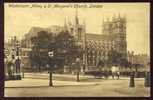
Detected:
[
  {"left": 97, "top": 59, "right": 120, "bottom": 79},
  {"left": 97, "top": 61, "right": 120, "bottom": 79},
  {"left": 101, "top": 65, "right": 120, "bottom": 79},
  {"left": 111, "top": 65, "right": 120, "bottom": 79}
]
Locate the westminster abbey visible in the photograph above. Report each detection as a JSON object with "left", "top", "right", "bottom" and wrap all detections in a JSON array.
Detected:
[
  {"left": 65, "top": 13, "right": 127, "bottom": 71},
  {"left": 21, "top": 12, "right": 127, "bottom": 71}
]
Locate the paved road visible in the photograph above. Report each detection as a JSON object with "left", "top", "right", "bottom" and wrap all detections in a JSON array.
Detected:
[
  {"left": 22, "top": 72, "right": 134, "bottom": 81},
  {"left": 5, "top": 73, "right": 150, "bottom": 97}
]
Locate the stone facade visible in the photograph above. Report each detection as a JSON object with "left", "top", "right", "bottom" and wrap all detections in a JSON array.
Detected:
[{"left": 65, "top": 13, "right": 127, "bottom": 71}]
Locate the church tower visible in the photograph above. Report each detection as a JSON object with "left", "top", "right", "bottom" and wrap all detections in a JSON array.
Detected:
[
  {"left": 102, "top": 14, "right": 127, "bottom": 60},
  {"left": 114, "top": 14, "right": 127, "bottom": 59},
  {"left": 67, "top": 9, "right": 86, "bottom": 43}
]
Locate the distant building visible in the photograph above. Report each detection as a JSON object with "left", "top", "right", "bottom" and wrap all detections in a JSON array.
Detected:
[
  {"left": 21, "top": 25, "right": 65, "bottom": 48},
  {"left": 4, "top": 36, "right": 21, "bottom": 77},
  {"left": 127, "top": 51, "right": 150, "bottom": 67}
]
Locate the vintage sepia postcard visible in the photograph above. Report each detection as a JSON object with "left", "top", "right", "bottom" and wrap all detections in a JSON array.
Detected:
[{"left": 4, "top": 3, "right": 150, "bottom": 97}]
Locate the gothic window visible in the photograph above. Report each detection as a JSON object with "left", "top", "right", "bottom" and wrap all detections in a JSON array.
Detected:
[
  {"left": 70, "top": 28, "right": 73, "bottom": 34},
  {"left": 93, "top": 55, "right": 95, "bottom": 58},
  {"left": 112, "top": 23, "right": 116, "bottom": 29},
  {"left": 97, "top": 50, "right": 100, "bottom": 55},
  {"left": 102, "top": 52, "right": 104, "bottom": 57},
  {"left": 109, "top": 41, "right": 112, "bottom": 50},
  {"left": 78, "top": 28, "right": 82, "bottom": 40},
  {"left": 92, "top": 50, "right": 95, "bottom": 54},
  {"left": 117, "top": 21, "right": 121, "bottom": 27},
  {"left": 106, "top": 24, "right": 110, "bottom": 30},
  {"left": 88, "top": 60, "right": 90, "bottom": 65},
  {"left": 114, "top": 28, "right": 117, "bottom": 33},
  {"left": 93, "top": 60, "right": 95, "bottom": 66}
]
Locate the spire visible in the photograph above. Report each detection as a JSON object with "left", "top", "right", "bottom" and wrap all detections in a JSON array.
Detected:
[
  {"left": 83, "top": 18, "right": 86, "bottom": 28},
  {"left": 75, "top": 8, "right": 79, "bottom": 25},
  {"left": 123, "top": 13, "right": 126, "bottom": 20},
  {"left": 68, "top": 20, "right": 72, "bottom": 26},
  {"left": 118, "top": 13, "right": 121, "bottom": 18},
  {"left": 83, "top": 18, "right": 86, "bottom": 51},
  {"left": 83, "top": 18, "right": 86, "bottom": 33},
  {"left": 106, "top": 17, "right": 109, "bottom": 22},
  {"left": 68, "top": 17, "right": 72, "bottom": 26},
  {"left": 112, "top": 14, "right": 116, "bottom": 20},
  {"left": 102, "top": 18, "right": 105, "bottom": 29},
  {"left": 64, "top": 17, "right": 68, "bottom": 32},
  {"left": 64, "top": 17, "right": 67, "bottom": 27},
  {"left": 102, "top": 17, "right": 105, "bottom": 24}
]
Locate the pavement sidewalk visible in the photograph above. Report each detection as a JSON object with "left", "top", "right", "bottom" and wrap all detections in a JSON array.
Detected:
[
  {"left": 5, "top": 78, "right": 98, "bottom": 88},
  {"left": 23, "top": 72, "right": 145, "bottom": 81},
  {"left": 5, "top": 77, "right": 150, "bottom": 97},
  {"left": 5, "top": 72, "right": 146, "bottom": 88},
  {"left": 24, "top": 72, "right": 93, "bottom": 78}
]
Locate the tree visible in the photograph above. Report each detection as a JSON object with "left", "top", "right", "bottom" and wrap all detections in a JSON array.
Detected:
[
  {"left": 29, "top": 30, "right": 78, "bottom": 71},
  {"left": 29, "top": 30, "right": 80, "bottom": 86},
  {"left": 29, "top": 31, "right": 53, "bottom": 71},
  {"left": 54, "top": 31, "right": 78, "bottom": 65},
  {"left": 54, "top": 31, "right": 83, "bottom": 82}
]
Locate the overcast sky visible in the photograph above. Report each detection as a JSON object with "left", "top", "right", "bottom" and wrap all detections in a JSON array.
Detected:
[{"left": 4, "top": 3, "right": 150, "bottom": 55}]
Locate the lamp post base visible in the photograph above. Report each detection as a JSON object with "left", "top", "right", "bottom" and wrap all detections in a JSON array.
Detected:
[
  {"left": 49, "top": 72, "right": 53, "bottom": 86},
  {"left": 15, "top": 75, "right": 22, "bottom": 80}
]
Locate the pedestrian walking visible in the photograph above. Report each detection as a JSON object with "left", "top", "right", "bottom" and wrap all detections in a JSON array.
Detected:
[
  {"left": 116, "top": 66, "right": 120, "bottom": 79},
  {"left": 111, "top": 65, "right": 120, "bottom": 79},
  {"left": 111, "top": 65, "right": 116, "bottom": 79},
  {"left": 21, "top": 63, "right": 24, "bottom": 78},
  {"left": 83, "top": 63, "right": 85, "bottom": 72},
  {"left": 71, "top": 63, "right": 75, "bottom": 75}
]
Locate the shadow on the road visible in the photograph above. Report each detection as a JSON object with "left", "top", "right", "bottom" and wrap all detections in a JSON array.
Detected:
[
  {"left": 24, "top": 77, "right": 101, "bottom": 82},
  {"left": 5, "top": 84, "right": 99, "bottom": 89},
  {"left": 5, "top": 86, "right": 50, "bottom": 88},
  {"left": 24, "top": 77, "right": 49, "bottom": 80},
  {"left": 53, "top": 84, "right": 99, "bottom": 87},
  {"left": 23, "top": 77, "right": 130, "bottom": 83}
]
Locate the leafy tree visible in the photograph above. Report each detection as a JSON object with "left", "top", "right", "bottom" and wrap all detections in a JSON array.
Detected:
[
  {"left": 54, "top": 31, "right": 79, "bottom": 65},
  {"left": 29, "top": 30, "right": 78, "bottom": 71},
  {"left": 29, "top": 30, "right": 80, "bottom": 86},
  {"left": 29, "top": 31, "right": 53, "bottom": 71}
]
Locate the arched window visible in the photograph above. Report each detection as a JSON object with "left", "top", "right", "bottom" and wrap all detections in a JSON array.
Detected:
[
  {"left": 78, "top": 28, "right": 82, "bottom": 40},
  {"left": 70, "top": 28, "right": 73, "bottom": 34}
]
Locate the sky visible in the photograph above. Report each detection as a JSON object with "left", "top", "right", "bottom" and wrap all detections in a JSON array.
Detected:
[{"left": 4, "top": 3, "right": 150, "bottom": 55}]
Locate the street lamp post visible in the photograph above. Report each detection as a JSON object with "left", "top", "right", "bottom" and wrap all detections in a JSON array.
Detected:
[
  {"left": 48, "top": 51, "right": 54, "bottom": 86},
  {"left": 76, "top": 57, "right": 80, "bottom": 82},
  {"left": 144, "top": 63, "right": 150, "bottom": 87},
  {"left": 129, "top": 52, "right": 135, "bottom": 87},
  {"left": 15, "top": 40, "right": 21, "bottom": 80},
  {"left": 22, "top": 65, "right": 24, "bottom": 78},
  {"left": 11, "top": 49, "right": 15, "bottom": 78},
  {"left": 75, "top": 41, "right": 82, "bottom": 82}
]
